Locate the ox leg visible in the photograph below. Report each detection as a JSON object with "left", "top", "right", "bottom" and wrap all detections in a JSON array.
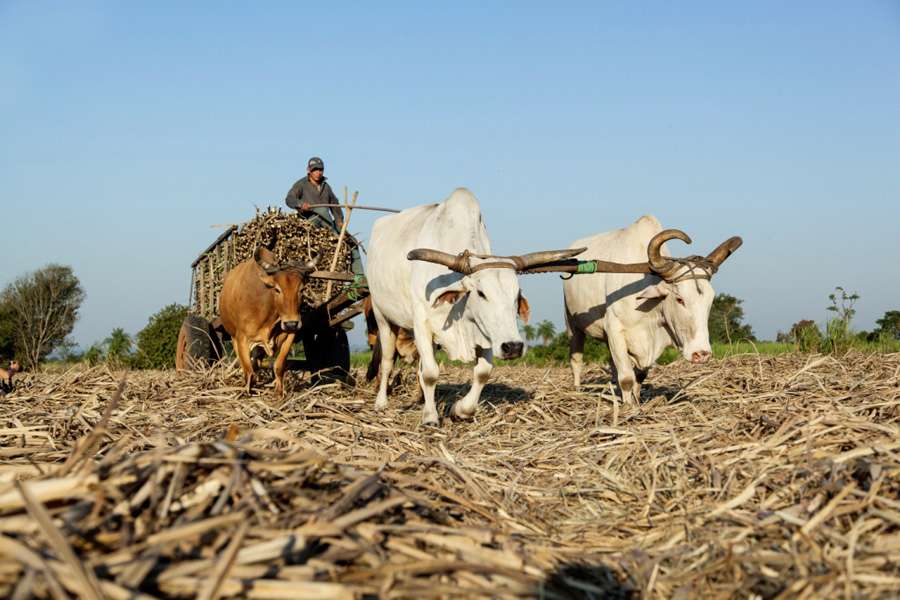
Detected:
[
  {"left": 569, "top": 327, "right": 586, "bottom": 391},
  {"left": 373, "top": 311, "right": 397, "bottom": 412},
  {"left": 273, "top": 332, "right": 296, "bottom": 399},
  {"left": 635, "top": 368, "right": 649, "bottom": 386},
  {"left": 415, "top": 331, "right": 441, "bottom": 427},
  {"left": 453, "top": 347, "right": 492, "bottom": 419},
  {"left": 235, "top": 337, "right": 255, "bottom": 395},
  {"left": 607, "top": 330, "right": 640, "bottom": 405}
]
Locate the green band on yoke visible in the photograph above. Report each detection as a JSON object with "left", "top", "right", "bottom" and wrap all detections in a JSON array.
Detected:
[{"left": 577, "top": 261, "right": 598, "bottom": 274}]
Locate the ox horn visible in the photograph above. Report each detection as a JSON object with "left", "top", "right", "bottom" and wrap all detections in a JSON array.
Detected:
[
  {"left": 647, "top": 229, "right": 692, "bottom": 278},
  {"left": 706, "top": 236, "right": 743, "bottom": 268},
  {"left": 407, "top": 249, "right": 473, "bottom": 273},
  {"left": 407, "top": 247, "right": 588, "bottom": 274}
]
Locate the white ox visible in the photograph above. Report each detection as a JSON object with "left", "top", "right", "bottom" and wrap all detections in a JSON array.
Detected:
[
  {"left": 564, "top": 215, "right": 742, "bottom": 404},
  {"left": 367, "top": 188, "right": 579, "bottom": 425}
]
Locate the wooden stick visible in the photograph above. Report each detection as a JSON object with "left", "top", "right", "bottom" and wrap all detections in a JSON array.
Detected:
[
  {"left": 325, "top": 190, "right": 359, "bottom": 299},
  {"left": 305, "top": 203, "right": 399, "bottom": 213}
]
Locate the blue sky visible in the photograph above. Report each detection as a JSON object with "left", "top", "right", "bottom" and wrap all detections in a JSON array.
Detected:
[{"left": 2, "top": 1, "right": 899, "bottom": 350}]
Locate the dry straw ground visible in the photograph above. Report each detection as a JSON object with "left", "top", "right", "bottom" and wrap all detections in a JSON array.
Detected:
[{"left": 0, "top": 352, "right": 898, "bottom": 599}]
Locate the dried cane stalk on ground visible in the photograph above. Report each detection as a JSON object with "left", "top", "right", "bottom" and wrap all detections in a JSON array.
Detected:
[{"left": 0, "top": 352, "right": 898, "bottom": 598}]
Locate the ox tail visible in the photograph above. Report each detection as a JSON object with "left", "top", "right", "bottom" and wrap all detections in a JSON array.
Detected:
[{"left": 364, "top": 297, "right": 382, "bottom": 382}]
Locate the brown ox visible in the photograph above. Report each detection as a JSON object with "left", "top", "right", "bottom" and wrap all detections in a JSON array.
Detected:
[
  {"left": 363, "top": 297, "right": 417, "bottom": 385},
  {"left": 219, "top": 248, "right": 316, "bottom": 397}
]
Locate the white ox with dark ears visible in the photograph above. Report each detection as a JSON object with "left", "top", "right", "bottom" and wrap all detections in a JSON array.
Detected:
[
  {"left": 366, "top": 188, "right": 582, "bottom": 426},
  {"left": 563, "top": 215, "right": 742, "bottom": 404}
]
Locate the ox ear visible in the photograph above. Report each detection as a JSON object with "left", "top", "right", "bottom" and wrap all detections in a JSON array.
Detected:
[
  {"left": 254, "top": 247, "right": 278, "bottom": 272},
  {"left": 517, "top": 293, "right": 531, "bottom": 324},
  {"left": 432, "top": 289, "right": 468, "bottom": 308},
  {"left": 636, "top": 283, "right": 669, "bottom": 301}
]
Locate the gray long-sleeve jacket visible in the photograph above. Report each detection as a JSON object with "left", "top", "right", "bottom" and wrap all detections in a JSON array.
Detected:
[{"left": 284, "top": 176, "right": 345, "bottom": 229}]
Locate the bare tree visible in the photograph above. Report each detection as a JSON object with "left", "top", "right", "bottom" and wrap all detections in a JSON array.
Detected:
[{"left": 1, "top": 265, "right": 85, "bottom": 370}]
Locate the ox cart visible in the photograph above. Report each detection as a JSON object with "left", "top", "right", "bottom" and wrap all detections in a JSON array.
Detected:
[{"left": 175, "top": 217, "right": 368, "bottom": 380}]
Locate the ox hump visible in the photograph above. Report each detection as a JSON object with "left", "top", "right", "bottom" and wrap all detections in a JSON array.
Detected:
[
  {"left": 634, "top": 214, "right": 662, "bottom": 231},
  {"left": 445, "top": 188, "right": 480, "bottom": 211}
]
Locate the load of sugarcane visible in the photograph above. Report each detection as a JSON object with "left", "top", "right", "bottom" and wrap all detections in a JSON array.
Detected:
[{"left": 191, "top": 208, "right": 353, "bottom": 319}]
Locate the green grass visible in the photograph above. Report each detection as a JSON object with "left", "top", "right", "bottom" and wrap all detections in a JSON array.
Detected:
[
  {"left": 711, "top": 341, "right": 794, "bottom": 358},
  {"left": 350, "top": 351, "right": 373, "bottom": 368},
  {"left": 350, "top": 338, "right": 898, "bottom": 370}
]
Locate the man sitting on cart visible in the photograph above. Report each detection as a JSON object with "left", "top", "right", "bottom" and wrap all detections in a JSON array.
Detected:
[{"left": 285, "top": 156, "right": 364, "bottom": 278}]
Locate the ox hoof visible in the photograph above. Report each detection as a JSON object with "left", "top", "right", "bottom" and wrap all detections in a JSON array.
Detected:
[
  {"left": 374, "top": 398, "right": 389, "bottom": 412},
  {"left": 451, "top": 402, "right": 476, "bottom": 420},
  {"left": 420, "top": 415, "right": 440, "bottom": 428}
]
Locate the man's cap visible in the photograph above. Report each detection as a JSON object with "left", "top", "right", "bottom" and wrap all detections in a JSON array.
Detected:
[{"left": 308, "top": 156, "right": 324, "bottom": 170}]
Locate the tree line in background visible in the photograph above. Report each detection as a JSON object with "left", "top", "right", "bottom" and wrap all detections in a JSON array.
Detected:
[
  {"left": 1, "top": 265, "right": 898, "bottom": 371},
  {"left": 774, "top": 287, "right": 900, "bottom": 353},
  {"left": 518, "top": 289, "right": 899, "bottom": 365},
  {"left": 0, "top": 264, "right": 187, "bottom": 370}
]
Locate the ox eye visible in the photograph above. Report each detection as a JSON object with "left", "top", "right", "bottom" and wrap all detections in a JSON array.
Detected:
[
  {"left": 477, "top": 290, "right": 487, "bottom": 300},
  {"left": 274, "top": 287, "right": 282, "bottom": 295},
  {"left": 676, "top": 297, "right": 685, "bottom": 306}
]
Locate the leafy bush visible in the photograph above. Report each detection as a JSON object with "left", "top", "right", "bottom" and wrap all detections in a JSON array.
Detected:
[
  {"left": 83, "top": 343, "right": 104, "bottom": 366},
  {"left": 874, "top": 310, "right": 900, "bottom": 341},
  {"left": 708, "top": 294, "right": 755, "bottom": 343},
  {"left": 822, "top": 287, "right": 859, "bottom": 354},
  {"left": 134, "top": 304, "right": 188, "bottom": 369},
  {"left": 502, "top": 332, "right": 611, "bottom": 366},
  {"left": 788, "top": 319, "right": 823, "bottom": 352}
]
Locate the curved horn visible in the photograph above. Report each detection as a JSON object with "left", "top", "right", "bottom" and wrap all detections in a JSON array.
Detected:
[
  {"left": 706, "top": 236, "right": 743, "bottom": 268},
  {"left": 512, "top": 248, "right": 587, "bottom": 270},
  {"left": 408, "top": 247, "right": 592, "bottom": 274},
  {"left": 407, "top": 248, "right": 472, "bottom": 273},
  {"left": 647, "top": 229, "right": 692, "bottom": 276}
]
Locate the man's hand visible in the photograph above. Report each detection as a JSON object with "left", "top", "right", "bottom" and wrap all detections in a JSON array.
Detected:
[
  {"left": 335, "top": 220, "right": 344, "bottom": 231},
  {"left": 300, "top": 201, "right": 311, "bottom": 211}
]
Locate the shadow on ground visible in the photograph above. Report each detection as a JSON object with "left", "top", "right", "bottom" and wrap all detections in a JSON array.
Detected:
[
  {"left": 576, "top": 375, "right": 684, "bottom": 404},
  {"left": 432, "top": 382, "right": 532, "bottom": 415},
  {"left": 536, "top": 561, "right": 635, "bottom": 599}
]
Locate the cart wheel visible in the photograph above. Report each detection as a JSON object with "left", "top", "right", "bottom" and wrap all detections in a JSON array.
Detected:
[
  {"left": 175, "top": 315, "right": 223, "bottom": 370},
  {"left": 302, "top": 327, "right": 351, "bottom": 385}
]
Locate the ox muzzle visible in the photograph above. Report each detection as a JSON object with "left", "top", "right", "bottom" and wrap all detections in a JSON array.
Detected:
[{"left": 500, "top": 341, "right": 524, "bottom": 360}]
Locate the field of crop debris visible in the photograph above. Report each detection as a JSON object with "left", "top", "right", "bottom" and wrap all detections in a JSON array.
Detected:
[{"left": 1, "top": 352, "right": 898, "bottom": 599}]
